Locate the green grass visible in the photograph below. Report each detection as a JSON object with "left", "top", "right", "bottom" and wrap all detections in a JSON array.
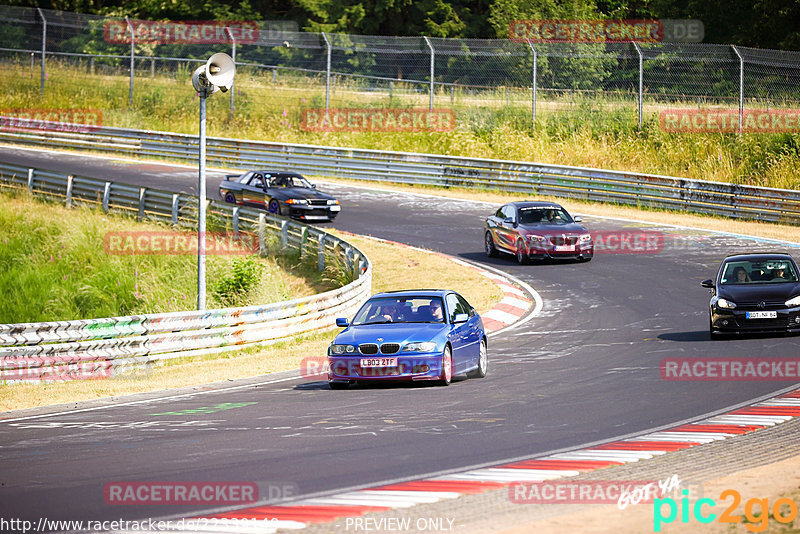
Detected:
[
  {"left": 0, "top": 188, "right": 341, "bottom": 323},
  {"left": 5, "top": 58, "right": 800, "bottom": 190}
]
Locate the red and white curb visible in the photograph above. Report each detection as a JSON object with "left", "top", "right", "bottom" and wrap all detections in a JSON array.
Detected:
[{"left": 142, "top": 389, "right": 800, "bottom": 533}]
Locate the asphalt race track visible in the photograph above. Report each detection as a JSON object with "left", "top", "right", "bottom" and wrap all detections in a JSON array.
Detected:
[{"left": 1, "top": 146, "right": 800, "bottom": 527}]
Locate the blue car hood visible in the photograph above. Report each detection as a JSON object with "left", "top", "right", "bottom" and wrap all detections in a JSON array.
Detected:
[{"left": 335, "top": 323, "right": 447, "bottom": 345}]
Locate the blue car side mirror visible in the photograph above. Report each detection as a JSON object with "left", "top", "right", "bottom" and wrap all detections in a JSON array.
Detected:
[
  {"left": 453, "top": 313, "right": 469, "bottom": 324},
  {"left": 336, "top": 318, "right": 349, "bottom": 327}
]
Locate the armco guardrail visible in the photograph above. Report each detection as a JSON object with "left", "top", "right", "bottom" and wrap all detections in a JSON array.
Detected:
[
  {"left": 0, "top": 161, "right": 371, "bottom": 382},
  {"left": 1, "top": 121, "right": 799, "bottom": 224}
]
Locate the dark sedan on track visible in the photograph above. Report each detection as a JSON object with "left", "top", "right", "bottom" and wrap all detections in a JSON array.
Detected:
[
  {"left": 485, "top": 201, "right": 593, "bottom": 264},
  {"left": 702, "top": 253, "right": 800, "bottom": 337},
  {"left": 219, "top": 171, "right": 340, "bottom": 221},
  {"left": 327, "top": 290, "right": 487, "bottom": 389}
]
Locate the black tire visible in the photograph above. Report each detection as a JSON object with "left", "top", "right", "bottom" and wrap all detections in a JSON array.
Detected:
[
  {"left": 516, "top": 239, "right": 529, "bottom": 265},
  {"left": 467, "top": 339, "right": 488, "bottom": 379},
  {"left": 329, "top": 381, "right": 348, "bottom": 390},
  {"left": 485, "top": 232, "right": 498, "bottom": 258},
  {"left": 438, "top": 345, "right": 453, "bottom": 386},
  {"left": 224, "top": 192, "right": 236, "bottom": 204},
  {"left": 268, "top": 199, "right": 281, "bottom": 215}
]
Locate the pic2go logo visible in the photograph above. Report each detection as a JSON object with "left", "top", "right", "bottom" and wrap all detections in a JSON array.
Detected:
[{"left": 654, "top": 489, "right": 799, "bottom": 532}]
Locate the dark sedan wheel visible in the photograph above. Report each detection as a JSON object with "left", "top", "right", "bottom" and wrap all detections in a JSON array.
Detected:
[
  {"left": 485, "top": 232, "right": 498, "bottom": 258},
  {"left": 516, "top": 239, "right": 529, "bottom": 265},
  {"left": 223, "top": 192, "right": 236, "bottom": 204},
  {"left": 438, "top": 346, "right": 453, "bottom": 386},
  {"left": 268, "top": 199, "right": 281, "bottom": 215},
  {"left": 467, "top": 339, "right": 488, "bottom": 379}
]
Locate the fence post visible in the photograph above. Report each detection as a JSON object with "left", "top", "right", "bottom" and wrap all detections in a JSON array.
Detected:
[
  {"left": 125, "top": 17, "right": 134, "bottom": 108},
  {"left": 36, "top": 8, "right": 46, "bottom": 96},
  {"left": 171, "top": 193, "right": 179, "bottom": 224},
  {"left": 27, "top": 168, "right": 34, "bottom": 193},
  {"left": 318, "top": 234, "right": 326, "bottom": 271},
  {"left": 225, "top": 27, "right": 236, "bottom": 117},
  {"left": 732, "top": 45, "right": 744, "bottom": 135},
  {"left": 424, "top": 36, "right": 434, "bottom": 110},
  {"left": 258, "top": 213, "right": 266, "bottom": 255},
  {"left": 232, "top": 206, "right": 240, "bottom": 237},
  {"left": 137, "top": 187, "right": 146, "bottom": 221},
  {"left": 632, "top": 42, "right": 643, "bottom": 129},
  {"left": 321, "top": 32, "right": 331, "bottom": 112},
  {"left": 65, "top": 175, "right": 74, "bottom": 208},
  {"left": 527, "top": 40, "right": 537, "bottom": 127},
  {"left": 150, "top": 58, "right": 155, "bottom": 78},
  {"left": 102, "top": 182, "right": 111, "bottom": 211},
  {"left": 280, "top": 220, "right": 289, "bottom": 249}
]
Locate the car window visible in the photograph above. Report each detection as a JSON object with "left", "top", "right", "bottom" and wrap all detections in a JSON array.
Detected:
[
  {"left": 721, "top": 259, "right": 799, "bottom": 284},
  {"left": 248, "top": 174, "right": 265, "bottom": 189},
  {"left": 501, "top": 205, "right": 516, "bottom": 221},
  {"left": 445, "top": 293, "right": 469, "bottom": 322},
  {"left": 455, "top": 294, "right": 475, "bottom": 317},
  {"left": 495, "top": 206, "right": 505, "bottom": 218},
  {"left": 352, "top": 296, "right": 445, "bottom": 325},
  {"left": 518, "top": 207, "right": 573, "bottom": 225}
]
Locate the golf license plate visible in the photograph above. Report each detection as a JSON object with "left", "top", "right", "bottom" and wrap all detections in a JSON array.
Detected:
[
  {"left": 360, "top": 358, "right": 397, "bottom": 368},
  {"left": 746, "top": 311, "right": 777, "bottom": 319}
]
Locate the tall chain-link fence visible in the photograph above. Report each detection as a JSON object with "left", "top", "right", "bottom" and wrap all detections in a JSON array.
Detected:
[{"left": 3, "top": 6, "right": 800, "bottom": 130}]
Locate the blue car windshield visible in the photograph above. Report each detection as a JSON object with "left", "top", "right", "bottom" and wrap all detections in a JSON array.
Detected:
[
  {"left": 721, "top": 260, "right": 799, "bottom": 284},
  {"left": 352, "top": 297, "right": 445, "bottom": 325},
  {"left": 519, "top": 207, "right": 573, "bottom": 225}
]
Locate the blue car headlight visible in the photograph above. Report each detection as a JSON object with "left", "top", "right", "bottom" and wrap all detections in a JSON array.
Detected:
[
  {"left": 403, "top": 341, "right": 437, "bottom": 353},
  {"left": 331, "top": 344, "right": 356, "bottom": 354}
]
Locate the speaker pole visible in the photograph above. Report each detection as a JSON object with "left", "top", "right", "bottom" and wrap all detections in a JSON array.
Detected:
[{"left": 197, "top": 89, "right": 207, "bottom": 311}]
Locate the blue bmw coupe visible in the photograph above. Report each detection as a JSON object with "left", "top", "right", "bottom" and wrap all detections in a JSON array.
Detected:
[{"left": 327, "top": 290, "right": 488, "bottom": 389}]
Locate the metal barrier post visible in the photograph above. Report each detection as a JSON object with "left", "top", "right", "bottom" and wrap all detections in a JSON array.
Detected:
[
  {"left": 732, "top": 45, "right": 744, "bottom": 135},
  {"left": 322, "top": 32, "right": 331, "bottom": 112},
  {"left": 37, "top": 8, "right": 45, "bottom": 96},
  {"left": 318, "top": 234, "right": 326, "bottom": 271},
  {"left": 102, "top": 182, "right": 111, "bottom": 211},
  {"left": 232, "top": 206, "right": 240, "bottom": 237},
  {"left": 280, "top": 220, "right": 288, "bottom": 249},
  {"left": 65, "top": 175, "right": 73, "bottom": 207},
  {"left": 171, "top": 193, "right": 179, "bottom": 224},
  {"left": 27, "top": 169, "right": 34, "bottom": 193},
  {"left": 138, "top": 187, "right": 146, "bottom": 221},
  {"left": 198, "top": 95, "right": 207, "bottom": 310},
  {"left": 258, "top": 213, "right": 266, "bottom": 255},
  {"left": 424, "top": 36, "right": 434, "bottom": 110}
]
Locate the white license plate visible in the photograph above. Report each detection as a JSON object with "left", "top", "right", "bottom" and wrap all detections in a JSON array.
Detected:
[
  {"left": 746, "top": 311, "right": 777, "bottom": 319},
  {"left": 329, "top": 205, "right": 342, "bottom": 212},
  {"left": 360, "top": 358, "right": 397, "bottom": 368},
  {"left": 554, "top": 245, "right": 575, "bottom": 252}
]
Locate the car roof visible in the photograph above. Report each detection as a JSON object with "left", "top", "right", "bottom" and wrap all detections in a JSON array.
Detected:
[
  {"left": 507, "top": 201, "right": 565, "bottom": 209},
  {"left": 722, "top": 253, "right": 796, "bottom": 263},
  {"left": 370, "top": 289, "right": 451, "bottom": 298}
]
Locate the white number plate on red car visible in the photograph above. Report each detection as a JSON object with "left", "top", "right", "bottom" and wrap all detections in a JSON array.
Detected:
[
  {"left": 746, "top": 311, "right": 777, "bottom": 319},
  {"left": 554, "top": 245, "right": 575, "bottom": 252},
  {"left": 360, "top": 358, "right": 397, "bottom": 367}
]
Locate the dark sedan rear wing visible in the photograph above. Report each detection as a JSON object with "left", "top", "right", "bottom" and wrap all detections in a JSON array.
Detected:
[{"left": 224, "top": 174, "right": 241, "bottom": 181}]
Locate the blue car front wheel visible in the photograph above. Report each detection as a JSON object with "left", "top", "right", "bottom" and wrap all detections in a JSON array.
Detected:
[
  {"left": 438, "top": 345, "right": 452, "bottom": 386},
  {"left": 467, "top": 339, "right": 487, "bottom": 379}
]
